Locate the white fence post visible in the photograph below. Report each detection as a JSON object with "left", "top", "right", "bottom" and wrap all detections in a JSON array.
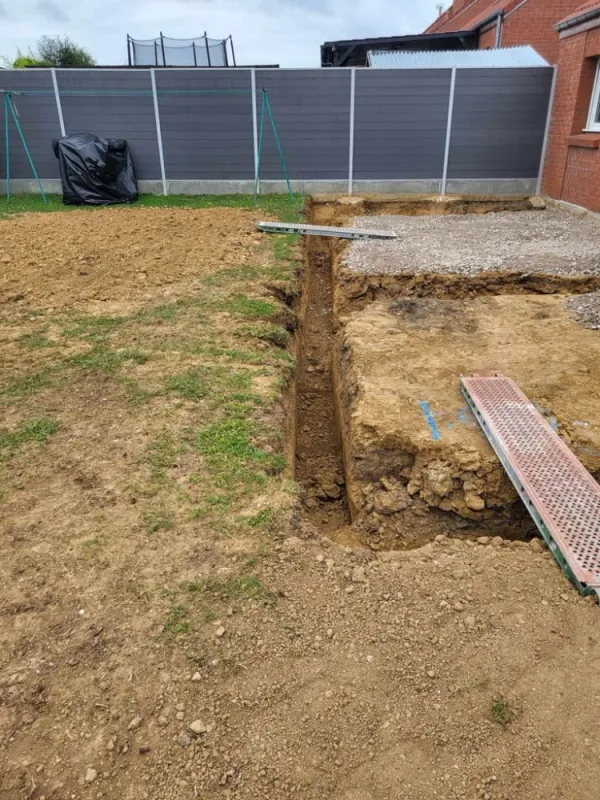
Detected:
[
  {"left": 536, "top": 65, "right": 558, "bottom": 197},
  {"left": 150, "top": 69, "right": 167, "bottom": 196},
  {"left": 51, "top": 68, "right": 66, "bottom": 137},
  {"left": 251, "top": 69, "right": 259, "bottom": 194},
  {"left": 441, "top": 67, "right": 457, "bottom": 196},
  {"left": 348, "top": 68, "right": 356, "bottom": 195}
]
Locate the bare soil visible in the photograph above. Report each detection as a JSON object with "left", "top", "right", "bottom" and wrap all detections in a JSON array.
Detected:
[
  {"left": 0, "top": 207, "right": 268, "bottom": 313},
  {"left": 334, "top": 295, "right": 600, "bottom": 548},
  {"left": 2, "top": 197, "right": 600, "bottom": 800}
]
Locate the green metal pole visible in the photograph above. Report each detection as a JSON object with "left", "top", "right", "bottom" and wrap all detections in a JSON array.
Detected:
[
  {"left": 253, "top": 90, "right": 266, "bottom": 205},
  {"left": 5, "top": 94, "right": 10, "bottom": 201},
  {"left": 7, "top": 94, "right": 47, "bottom": 203},
  {"left": 264, "top": 91, "right": 294, "bottom": 204}
]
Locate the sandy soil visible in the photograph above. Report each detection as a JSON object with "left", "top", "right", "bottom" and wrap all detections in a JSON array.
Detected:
[
  {"left": 0, "top": 207, "right": 267, "bottom": 313},
  {"left": 334, "top": 295, "right": 600, "bottom": 547}
]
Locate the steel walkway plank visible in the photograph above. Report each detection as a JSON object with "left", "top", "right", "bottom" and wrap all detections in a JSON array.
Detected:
[
  {"left": 256, "top": 221, "right": 397, "bottom": 239},
  {"left": 461, "top": 374, "right": 600, "bottom": 599}
]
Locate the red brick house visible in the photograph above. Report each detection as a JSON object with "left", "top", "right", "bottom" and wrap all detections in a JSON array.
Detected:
[
  {"left": 426, "top": 1, "right": 583, "bottom": 65},
  {"left": 542, "top": 1, "right": 600, "bottom": 211}
]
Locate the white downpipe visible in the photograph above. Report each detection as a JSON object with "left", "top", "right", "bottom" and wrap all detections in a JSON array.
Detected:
[{"left": 536, "top": 65, "right": 558, "bottom": 197}]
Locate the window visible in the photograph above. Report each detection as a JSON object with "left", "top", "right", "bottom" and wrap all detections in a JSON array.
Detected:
[{"left": 587, "top": 59, "right": 600, "bottom": 132}]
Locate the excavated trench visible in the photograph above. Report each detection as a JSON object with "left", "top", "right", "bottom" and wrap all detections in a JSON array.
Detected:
[{"left": 293, "top": 196, "right": 600, "bottom": 550}]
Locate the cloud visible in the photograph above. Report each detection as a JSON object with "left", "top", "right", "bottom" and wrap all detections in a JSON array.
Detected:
[
  {"left": 0, "top": 0, "right": 436, "bottom": 67},
  {"left": 36, "top": 0, "right": 69, "bottom": 22}
]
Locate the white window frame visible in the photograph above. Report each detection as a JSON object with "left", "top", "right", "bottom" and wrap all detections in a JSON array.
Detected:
[{"left": 586, "top": 58, "right": 600, "bottom": 132}]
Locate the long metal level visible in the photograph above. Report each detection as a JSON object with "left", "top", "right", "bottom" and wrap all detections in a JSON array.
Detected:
[
  {"left": 461, "top": 374, "right": 600, "bottom": 600},
  {"left": 256, "top": 221, "right": 397, "bottom": 239}
]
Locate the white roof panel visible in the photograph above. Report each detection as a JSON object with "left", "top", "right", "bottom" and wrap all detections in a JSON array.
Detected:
[{"left": 367, "top": 46, "right": 549, "bottom": 68}]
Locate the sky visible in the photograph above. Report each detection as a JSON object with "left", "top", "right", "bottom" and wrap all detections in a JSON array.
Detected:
[{"left": 0, "top": 0, "right": 442, "bottom": 67}]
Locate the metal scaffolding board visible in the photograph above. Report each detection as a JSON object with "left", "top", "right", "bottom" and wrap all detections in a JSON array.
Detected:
[
  {"left": 461, "top": 374, "right": 600, "bottom": 600},
  {"left": 256, "top": 221, "right": 397, "bottom": 239}
]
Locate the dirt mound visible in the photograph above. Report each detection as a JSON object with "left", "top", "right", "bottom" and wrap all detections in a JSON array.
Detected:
[{"left": 0, "top": 206, "right": 268, "bottom": 313}]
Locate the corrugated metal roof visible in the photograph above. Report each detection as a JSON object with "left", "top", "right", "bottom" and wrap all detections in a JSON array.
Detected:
[{"left": 367, "top": 46, "right": 549, "bottom": 68}]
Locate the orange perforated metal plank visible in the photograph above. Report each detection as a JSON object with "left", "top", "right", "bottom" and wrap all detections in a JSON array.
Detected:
[{"left": 461, "top": 374, "right": 600, "bottom": 598}]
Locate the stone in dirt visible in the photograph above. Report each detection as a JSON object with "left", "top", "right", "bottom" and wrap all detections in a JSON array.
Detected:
[
  {"left": 85, "top": 768, "right": 97, "bottom": 783},
  {"left": 127, "top": 715, "right": 142, "bottom": 731},
  {"left": 189, "top": 720, "right": 207, "bottom": 735}
]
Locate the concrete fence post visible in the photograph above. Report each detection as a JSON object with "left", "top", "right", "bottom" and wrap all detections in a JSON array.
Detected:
[
  {"left": 150, "top": 69, "right": 167, "bottom": 196},
  {"left": 441, "top": 67, "right": 457, "bottom": 196},
  {"left": 348, "top": 68, "right": 356, "bottom": 195},
  {"left": 536, "top": 65, "right": 558, "bottom": 196},
  {"left": 251, "top": 69, "right": 259, "bottom": 194},
  {"left": 51, "top": 69, "right": 66, "bottom": 138}
]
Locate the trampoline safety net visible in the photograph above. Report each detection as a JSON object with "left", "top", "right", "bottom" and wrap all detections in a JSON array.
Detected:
[{"left": 128, "top": 34, "right": 232, "bottom": 67}]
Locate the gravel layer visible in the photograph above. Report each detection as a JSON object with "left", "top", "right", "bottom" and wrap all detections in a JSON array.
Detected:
[
  {"left": 565, "top": 290, "right": 600, "bottom": 329},
  {"left": 346, "top": 210, "right": 600, "bottom": 276}
]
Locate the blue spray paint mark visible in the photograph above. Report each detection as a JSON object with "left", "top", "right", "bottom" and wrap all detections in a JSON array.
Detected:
[{"left": 419, "top": 401, "right": 441, "bottom": 441}]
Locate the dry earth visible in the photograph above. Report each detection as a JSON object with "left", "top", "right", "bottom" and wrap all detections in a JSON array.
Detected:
[{"left": 1, "top": 200, "right": 600, "bottom": 800}]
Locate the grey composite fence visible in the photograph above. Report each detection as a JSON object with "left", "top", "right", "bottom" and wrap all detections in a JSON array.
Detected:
[{"left": 0, "top": 66, "right": 555, "bottom": 195}]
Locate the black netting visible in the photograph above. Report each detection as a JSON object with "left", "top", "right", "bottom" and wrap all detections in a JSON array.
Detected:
[{"left": 129, "top": 35, "right": 229, "bottom": 67}]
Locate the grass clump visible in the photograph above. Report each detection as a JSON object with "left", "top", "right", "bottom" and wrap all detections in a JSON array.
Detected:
[
  {"left": 491, "top": 696, "right": 519, "bottom": 727},
  {"left": 62, "top": 315, "right": 125, "bottom": 342},
  {"left": 1, "top": 370, "right": 55, "bottom": 398},
  {"left": 196, "top": 418, "right": 285, "bottom": 486},
  {"left": 18, "top": 329, "right": 53, "bottom": 349},
  {"left": 226, "top": 295, "right": 279, "bottom": 320},
  {"left": 70, "top": 346, "right": 148, "bottom": 373},
  {"left": 185, "top": 573, "right": 277, "bottom": 605},
  {"left": 143, "top": 507, "right": 175, "bottom": 534},
  {"left": 0, "top": 418, "right": 59, "bottom": 459},
  {"left": 164, "top": 605, "right": 189, "bottom": 635}
]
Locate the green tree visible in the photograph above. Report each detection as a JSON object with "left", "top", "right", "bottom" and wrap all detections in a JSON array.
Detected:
[
  {"left": 11, "top": 36, "right": 95, "bottom": 68},
  {"left": 37, "top": 35, "right": 95, "bottom": 67}
]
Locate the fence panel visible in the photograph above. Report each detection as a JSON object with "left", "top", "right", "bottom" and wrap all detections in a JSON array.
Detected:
[
  {"left": 0, "top": 71, "right": 62, "bottom": 180},
  {"left": 56, "top": 70, "right": 161, "bottom": 180},
  {"left": 256, "top": 69, "right": 351, "bottom": 180},
  {"left": 447, "top": 67, "right": 554, "bottom": 179},
  {"left": 353, "top": 69, "right": 452, "bottom": 180},
  {"left": 156, "top": 69, "right": 254, "bottom": 180}
]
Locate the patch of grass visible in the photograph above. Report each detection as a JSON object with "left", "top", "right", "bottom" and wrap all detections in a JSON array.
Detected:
[
  {"left": 18, "top": 328, "right": 53, "bottom": 349},
  {"left": 164, "top": 605, "right": 189, "bottom": 635},
  {"left": 62, "top": 315, "right": 125, "bottom": 343},
  {"left": 165, "top": 369, "right": 210, "bottom": 401},
  {"left": 491, "top": 696, "right": 519, "bottom": 727},
  {"left": 236, "top": 323, "right": 290, "bottom": 348},
  {"left": 143, "top": 508, "right": 175, "bottom": 534},
  {"left": 245, "top": 508, "right": 276, "bottom": 529},
  {"left": 82, "top": 537, "right": 102, "bottom": 550},
  {"left": 1, "top": 370, "right": 55, "bottom": 398},
  {"left": 0, "top": 193, "right": 302, "bottom": 220},
  {"left": 184, "top": 573, "right": 277, "bottom": 605},
  {"left": 0, "top": 418, "right": 59, "bottom": 459},
  {"left": 146, "top": 435, "right": 181, "bottom": 480},
  {"left": 225, "top": 295, "right": 279, "bottom": 320},
  {"left": 196, "top": 418, "right": 285, "bottom": 486},
  {"left": 70, "top": 346, "right": 148, "bottom": 373}
]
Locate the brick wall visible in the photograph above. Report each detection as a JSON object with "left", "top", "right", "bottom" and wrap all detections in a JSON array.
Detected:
[
  {"left": 501, "top": 0, "right": 583, "bottom": 64},
  {"left": 542, "top": 24, "right": 600, "bottom": 211}
]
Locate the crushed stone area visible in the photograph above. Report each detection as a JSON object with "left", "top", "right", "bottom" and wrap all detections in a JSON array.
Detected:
[
  {"left": 345, "top": 210, "right": 600, "bottom": 276},
  {"left": 0, "top": 207, "right": 267, "bottom": 313},
  {"left": 565, "top": 290, "right": 600, "bottom": 329}
]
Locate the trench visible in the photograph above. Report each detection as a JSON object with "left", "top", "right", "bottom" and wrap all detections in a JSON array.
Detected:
[
  {"left": 292, "top": 196, "right": 600, "bottom": 548},
  {"left": 294, "top": 234, "right": 352, "bottom": 539}
]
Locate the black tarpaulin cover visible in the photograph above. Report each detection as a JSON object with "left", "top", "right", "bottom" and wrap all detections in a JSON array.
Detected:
[{"left": 53, "top": 133, "right": 139, "bottom": 205}]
